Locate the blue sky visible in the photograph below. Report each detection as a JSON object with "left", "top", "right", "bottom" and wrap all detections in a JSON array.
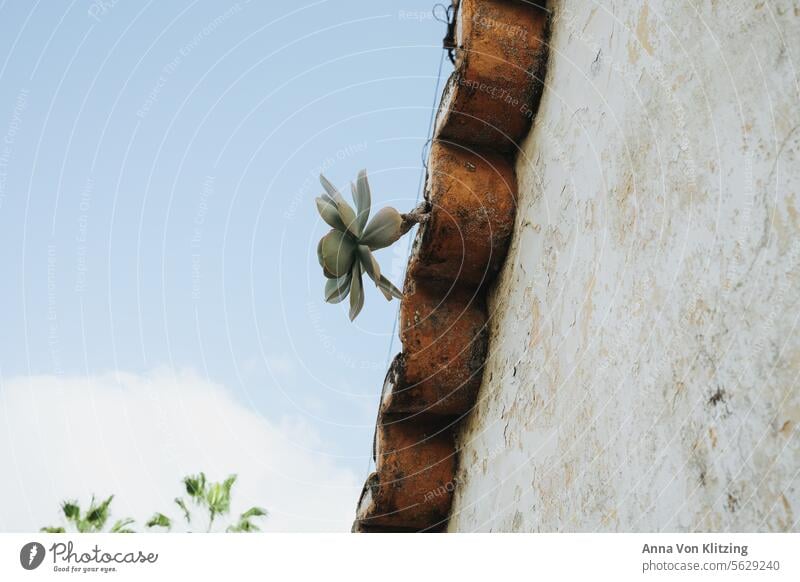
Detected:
[{"left": 0, "top": 0, "right": 448, "bottom": 531}]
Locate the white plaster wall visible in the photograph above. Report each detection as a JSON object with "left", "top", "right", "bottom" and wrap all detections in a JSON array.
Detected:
[{"left": 449, "top": 0, "right": 800, "bottom": 532}]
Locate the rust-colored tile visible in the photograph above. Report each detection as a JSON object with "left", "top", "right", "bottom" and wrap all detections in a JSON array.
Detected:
[
  {"left": 409, "top": 141, "right": 516, "bottom": 288},
  {"left": 352, "top": 0, "right": 550, "bottom": 533},
  {"left": 356, "top": 419, "right": 455, "bottom": 530},
  {"left": 435, "top": 0, "right": 549, "bottom": 150},
  {"left": 380, "top": 282, "right": 487, "bottom": 416}
]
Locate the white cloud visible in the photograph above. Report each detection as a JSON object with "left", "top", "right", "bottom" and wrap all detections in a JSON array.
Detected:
[{"left": 0, "top": 369, "right": 360, "bottom": 532}]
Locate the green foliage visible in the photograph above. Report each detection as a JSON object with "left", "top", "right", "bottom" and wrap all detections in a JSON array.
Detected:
[
  {"left": 145, "top": 513, "right": 172, "bottom": 530},
  {"left": 183, "top": 473, "right": 207, "bottom": 499},
  {"left": 315, "top": 170, "right": 405, "bottom": 320},
  {"left": 109, "top": 518, "right": 136, "bottom": 534},
  {"left": 174, "top": 497, "right": 191, "bottom": 524},
  {"left": 41, "top": 473, "right": 267, "bottom": 534},
  {"left": 41, "top": 495, "right": 123, "bottom": 533},
  {"left": 226, "top": 507, "right": 268, "bottom": 533},
  {"left": 149, "top": 473, "right": 267, "bottom": 533}
]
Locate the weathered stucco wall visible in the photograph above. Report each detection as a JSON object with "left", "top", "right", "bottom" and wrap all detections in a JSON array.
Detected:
[{"left": 449, "top": 0, "right": 800, "bottom": 532}]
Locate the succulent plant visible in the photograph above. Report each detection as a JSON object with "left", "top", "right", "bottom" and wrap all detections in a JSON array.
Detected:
[{"left": 315, "top": 169, "right": 427, "bottom": 320}]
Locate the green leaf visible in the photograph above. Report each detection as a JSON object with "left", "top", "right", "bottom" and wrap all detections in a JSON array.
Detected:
[
  {"left": 226, "top": 520, "right": 258, "bottom": 533},
  {"left": 357, "top": 245, "right": 381, "bottom": 286},
  {"left": 184, "top": 473, "right": 207, "bottom": 500},
  {"left": 174, "top": 498, "right": 191, "bottom": 524},
  {"left": 40, "top": 527, "right": 66, "bottom": 533},
  {"left": 62, "top": 501, "right": 80, "bottom": 521},
  {"left": 320, "top": 230, "right": 357, "bottom": 277},
  {"left": 85, "top": 496, "right": 113, "bottom": 531},
  {"left": 377, "top": 275, "right": 403, "bottom": 300},
  {"left": 206, "top": 475, "right": 235, "bottom": 522},
  {"left": 110, "top": 518, "right": 136, "bottom": 533},
  {"left": 352, "top": 169, "right": 371, "bottom": 233},
  {"left": 146, "top": 513, "right": 172, "bottom": 529},
  {"left": 325, "top": 273, "right": 351, "bottom": 303},
  {"left": 349, "top": 262, "right": 364, "bottom": 321},
  {"left": 320, "top": 174, "right": 360, "bottom": 237},
  {"left": 226, "top": 506, "right": 266, "bottom": 533},
  {"left": 317, "top": 238, "right": 337, "bottom": 279},
  {"left": 223, "top": 475, "right": 237, "bottom": 492},
  {"left": 315, "top": 196, "right": 346, "bottom": 232},
  {"left": 360, "top": 207, "right": 404, "bottom": 250},
  {"left": 240, "top": 506, "right": 268, "bottom": 519}
]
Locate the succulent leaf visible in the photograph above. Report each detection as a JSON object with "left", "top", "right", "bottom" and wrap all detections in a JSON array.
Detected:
[
  {"left": 360, "top": 207, "right": 404, "bottom": 250},
  {"left": 315, "top": 196, "right": 346, "bottom": 231},
  {"left": 325, "top": 273, "right": 352, "bottom": 304},
  {"left": 349, "top": 262, "right": 364, "bottom": 321},
  {"left": 353, "top": 169, "right": 371, "bottom": 233},
  {"left": 316, "top": 169, "right": 413, "bottom": 317},
  {"left": 377, "top": 275, "right": 403, "bottom": 300},
  {"left": 317, "top": 238, "right": 338, "bottom": 279},
  {"left": 357, "top": 245, "right": 381, "bottom": 286},
  {"left": 320, "top": 230, "right": 357, "bottom": 277},
  {"left": 320, "top": 174, "right": 360, "bottom": 237},
  {"left": 351, "top": 183, "right": 370, "bottom": 237}
]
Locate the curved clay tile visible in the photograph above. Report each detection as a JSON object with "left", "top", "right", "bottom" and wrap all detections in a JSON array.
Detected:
[{"left": 353, "top": 0, "right": 550, "bottom": 533}]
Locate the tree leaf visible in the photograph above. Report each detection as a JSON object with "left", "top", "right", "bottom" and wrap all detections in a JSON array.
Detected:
[
  {"left": 85, "top": 496, "right": 113, "bottom": 531},
  {"left": 174, "top": 498, "right": 191, "bottom": 524},
  {"left": 206, "top": 476, "right": 234, "bottom": 521},
  {"left": 223, "top": 475, "right": 237, "bottom": 492},
  {"left": 184, "top": 473, "right": 207, "bottom": 500},
  {"left": 315, "top": 196, "right": 346, "bottom": 231},
  {"left": 110, "top": 518, "right": 136, "bottom": 533},
  {"left": 146, "top": 513, "right": 172, "bottom": 530},
  {"left": 360, "top": 207, "right": 404, "bottom": 250},
  {"left": 357, "top": 245, "right": 381, "bottom": 286},
  {"left": 40, "top": 527, "right": 66, "bottom": 533},
  {"left": 349, "top": 262, "right": 364, "bottom": 321},
  {"left": 320, "top": 174, "right": 360, "bottom": 237},
  {"left": 240, "top": 506, "right": 268, "bottom": 519},
  {"left": 352, "top": 169, "right": 371, "bottom": 233},
  {"left": 320, "top": 230, "right": 356, "bottom": 277},
  {"left": 227, "top": 519, "right": 259, "bottom": 533},
  {"left": 325, "top": 273, "right": 351, "bottom": 303},
  {"left": 226, "top": 506, "right": 267, "bottom": 532},
  {"left": 62, "top": 501, "right": 80, "bottom": 521}
]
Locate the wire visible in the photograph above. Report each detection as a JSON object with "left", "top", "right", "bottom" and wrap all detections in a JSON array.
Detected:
[
  {"left": 384, "top": 47, "right": 447, "bottom": 369},
  {"left": 363, "top": 34, "right": 451, "bottom": 483},
  {"left": 433, "top": 2, "right": 457, "bottom": 63},
  {"left": 432, "top": 2, "right": 452, "bottom": 24}
]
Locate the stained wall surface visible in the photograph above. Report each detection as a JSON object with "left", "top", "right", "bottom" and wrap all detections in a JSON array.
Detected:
[{"left": 449, "top": 0, "right": 800, "bottom": 532}]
